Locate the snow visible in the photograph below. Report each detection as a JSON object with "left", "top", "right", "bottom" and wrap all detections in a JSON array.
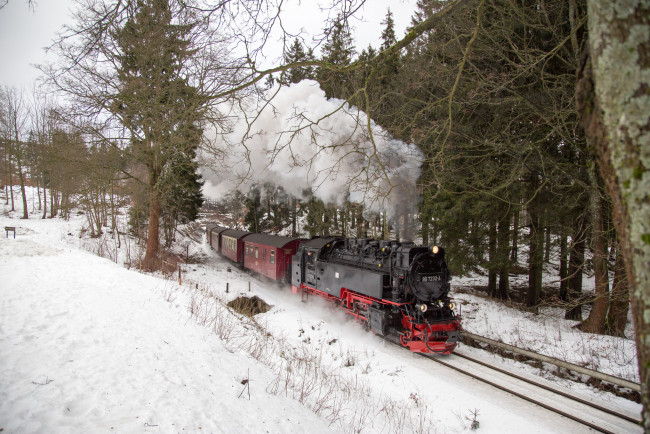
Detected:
[{"left": 0, "top": 188, "right": 642, "bottom": 433}]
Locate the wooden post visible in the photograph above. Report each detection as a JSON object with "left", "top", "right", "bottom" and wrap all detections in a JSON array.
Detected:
[
  {"left": 248, "top": 281, "right": 251, "bottom": 292},
  {"left": 226, "top": 282, "right": 229, "bottom": 293},
  {"left": 178, "top": 264, "right": 181, "bottom": 285}
]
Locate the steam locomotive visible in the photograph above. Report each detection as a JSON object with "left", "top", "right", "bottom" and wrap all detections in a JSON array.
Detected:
[{"left": 206, "top": 223, "right": 461, "bottom": 354}]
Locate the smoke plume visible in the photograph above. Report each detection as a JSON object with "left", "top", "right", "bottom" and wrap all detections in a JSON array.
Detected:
[{"left": 202, "top": 80, "right": 424, "bottom": 222}]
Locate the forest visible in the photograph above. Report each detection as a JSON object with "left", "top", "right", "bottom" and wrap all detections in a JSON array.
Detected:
[{"left": 1, "top": 0, "right": 648, "bottom": 427}]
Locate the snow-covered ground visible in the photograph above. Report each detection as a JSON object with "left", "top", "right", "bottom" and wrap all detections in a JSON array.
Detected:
[{"left": 0, "top": 188, "right": 642, "bottom": 433}]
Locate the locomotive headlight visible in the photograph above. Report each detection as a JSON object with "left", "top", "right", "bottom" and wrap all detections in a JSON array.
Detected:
[
  {"left": 431, "top": 245, "right": 439, "bottom": 254},
  {"left": 449, "top": 302, "right": 456, "bottom": 310},
  {"left": 417, "top": 304, "right": 428, "bottom": 313}
]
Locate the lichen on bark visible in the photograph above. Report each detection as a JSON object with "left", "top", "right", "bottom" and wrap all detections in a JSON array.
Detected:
[{"left": 586, "top": 0, "right": 650, "bottom": 427}]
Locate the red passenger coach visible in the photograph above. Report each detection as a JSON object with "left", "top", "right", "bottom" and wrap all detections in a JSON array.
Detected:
[
  {"left": 206, "top": 224, "right": 228, "bottom": 253},
  {"left": 220, "top": 229, "right": 251, "bottom": 264},
  {"left": 243, "top": 234, "right": 306, "bottom": 281}
]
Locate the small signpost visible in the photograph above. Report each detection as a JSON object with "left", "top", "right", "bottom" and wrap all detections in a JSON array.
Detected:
[{"left": 4, "top": 226, "right": 15, "bottom": 239}]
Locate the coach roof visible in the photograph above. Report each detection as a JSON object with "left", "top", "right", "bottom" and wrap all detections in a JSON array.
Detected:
[
  {"left": 207, "top": 224, "right": 228, "bottom": 233},
  {"left": 244, "top": 233, "right": 305, "bottom": 248},
  {"left": 221, "top": 229, "right": 251, "bottom": 240}
]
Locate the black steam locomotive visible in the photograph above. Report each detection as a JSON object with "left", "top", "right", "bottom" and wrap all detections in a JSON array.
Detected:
[
  {"left": 206, "top": 223, "right": 461, "bottom": 354},
  {"left": 290, "top": 237, "right": 461, "bottom": 353}
]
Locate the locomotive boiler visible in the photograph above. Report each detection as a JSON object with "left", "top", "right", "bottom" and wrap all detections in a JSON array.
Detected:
[{"left": 291, "top": 237, "right": 461, "bottom": 353}]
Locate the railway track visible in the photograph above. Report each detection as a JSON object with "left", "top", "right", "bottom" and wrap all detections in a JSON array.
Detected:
[{"left": 385, "top": 335, "right": 641, "bottom": 433}]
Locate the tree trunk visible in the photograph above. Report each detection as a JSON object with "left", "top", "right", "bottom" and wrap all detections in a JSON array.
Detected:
[
  {"left": 565, "top": 212, "right": 586, "bottom": 321},
  {"left": 579, "top": 2, "right": 650, "bottom": 425},
  {"left": 291, "top": 197, "right": 297, "bottom": 237},
  {"left": 142, "top": 188, "right": 161, "bottom": 271},
  {"left": 9, "top": 149, "right": 15, "bottom": 211},
  {"left": 527, "top": 196, "right": 543, "bottom": 308},
  {"left": 487, "top": 218, "right": 497, "bottom": 297},
  {"left": 3, "top": 150, "right": 8, "bottom": 205},
  {"left": 50, "top": 188, "right": 55, "bottom": 218},
  {"left": 606, "top": 250, "right": 629, "bottom": 337},
  {"left": 37, "top": 179, "right": 41, "bottom": 210},
  {"left": 42, "top": 180, "right": 47, "bottom": 220},
  {"left": 497, "top": 213, "right": 510, "bottom": 300},
  {"left": 421, "top": 214, "right": 429, "bottom": 245},
  {"left": 544, "top": 226, "right": 551, "bottom": 263},
  {"left": 510, "top": 206, "right": 519, "bottom": 261},
  {"left": 579, "top": 167, "right": 610, "bottom": 333},
  {"left": 559, "top": 228, "right": 568, "bottom": 301},
  {"left": 15, "top": 151, "right": 28, "bottom": 219}
]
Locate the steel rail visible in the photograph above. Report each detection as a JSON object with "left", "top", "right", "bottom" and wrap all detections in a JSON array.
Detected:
[
  {"left": 463, "top": 331, "right": 641, "bottom": 392},
  {"left": 384, "top": 335, "right": 639, "bottom": 433},
  {"left": 425, "top": 353, "right": 615, "bottom": 433},
  {"left": 452, "top": 350, "right": 641, "bottom": 425}
]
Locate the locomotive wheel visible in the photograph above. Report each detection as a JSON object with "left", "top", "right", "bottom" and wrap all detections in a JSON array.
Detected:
[{"left": 400, "top": 332, "right": 411, "bottom": 347}]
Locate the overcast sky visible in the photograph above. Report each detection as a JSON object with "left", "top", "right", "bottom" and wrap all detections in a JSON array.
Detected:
[{"left": 0, "top": 0, "right": 418, "bottom": 90}]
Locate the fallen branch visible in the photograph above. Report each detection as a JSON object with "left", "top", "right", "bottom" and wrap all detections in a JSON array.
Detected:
[
  {"left": 238, "top": 369, "right": 251, "bottom": 400},
  {"left": 32, "top": 377, "right": 53, "bottom": 386}
]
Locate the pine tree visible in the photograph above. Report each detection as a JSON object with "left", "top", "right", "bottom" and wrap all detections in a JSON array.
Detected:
[
  {"left": 281, "top": 38, "right": 316, "bottom": 85},
  {"left": 380, "top": 9, "right": 397, "bottom": 51},
  {"left": 316, "top": 16, "right": 356, "bottom": 99},
  {"left": 244, "top": 186, "right": 264, "bottom": 233},
  {"left": 112, "top": 0, "right": 204, "bottom": 269}
]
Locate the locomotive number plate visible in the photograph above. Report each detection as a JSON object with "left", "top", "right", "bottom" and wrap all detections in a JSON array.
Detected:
[{"left": 421, "top": 275, "right": 441, "bottom": 282}]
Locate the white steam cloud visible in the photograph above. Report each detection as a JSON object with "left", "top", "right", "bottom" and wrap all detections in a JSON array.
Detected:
[{"left": 202, "top": 80, "right": 424, "bottom": 218}]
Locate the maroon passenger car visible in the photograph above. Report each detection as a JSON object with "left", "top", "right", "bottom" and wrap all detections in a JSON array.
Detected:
[
  {"left": 243, "top": 234, "right": 306, "bottom": 281},
  {"left": 206, "top": 224, "right": 229, "bottom": 253},
  {"left": 220, "top": 229, "right": 251, "bottom": 264}
]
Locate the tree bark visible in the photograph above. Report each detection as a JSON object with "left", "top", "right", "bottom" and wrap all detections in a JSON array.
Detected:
[
  {"left": 606, "top": 249, "right": 629, "bottom": 337},
  {"left": 559, "top": 228, "right": 569, "bottom": 301},
  {"left": 527, "top": 197, "right": 543, "bottom": 308},
  {"left": 497, "top": 213, "right": 510, "bottom": 300},
  {"left": 15, "top": 150, "right": 28, "bottom": 219},
  {"left": 42, "top": 179, "right": 47, "bottom": 220},
  {"left": 143, "top": 188, "right": 161, "bottom": 271},
  {"left": 565, "top": 213, "right": 586, "bottom": 321},
  {"left": 579, "top": 1, "right": 650, "bottom": 426},
  {"left": 488, "top": 217, "right": 497, "bottom": 297},
  {"left": 510, "top": 209, "right": 517, "bottom": 262},
  {"left": 579, "top": 167, "right": 610, "bottom": 333}
]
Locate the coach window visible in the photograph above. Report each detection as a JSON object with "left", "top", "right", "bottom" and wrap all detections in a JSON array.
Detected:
[
  {"left": 270, "top": 250, "right": 275, "bottom": 264},
  {"left": 255, "top": 246, "right": 259, "bottom": 258}
]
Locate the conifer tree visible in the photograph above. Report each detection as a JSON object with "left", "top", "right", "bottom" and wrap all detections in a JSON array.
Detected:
[
  {"left": 280, "top": 38, "right": 316, "bottom": 85},
  {"left": 316, "top": 16, "right": 356, "bottom": 99},
  {"left": 112, "top": 0, "right": 205, "bottom": 269}
]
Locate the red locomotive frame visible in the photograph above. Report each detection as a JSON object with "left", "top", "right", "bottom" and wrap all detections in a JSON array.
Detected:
[{"left": 292, "top": 283, "right": 460, "bottom": 354}]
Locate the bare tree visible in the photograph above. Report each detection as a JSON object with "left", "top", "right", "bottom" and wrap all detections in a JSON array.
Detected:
[{"left": 0, "top": 86, "right": 30, "bottom": 219}]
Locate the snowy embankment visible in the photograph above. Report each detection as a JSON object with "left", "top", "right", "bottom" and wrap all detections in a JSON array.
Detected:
[
  {"left": 0, "top": 211, "right": 331, "bottom": 433},
  {"left": 0, "top": 190, "right": 642, "bottom": 433}
]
